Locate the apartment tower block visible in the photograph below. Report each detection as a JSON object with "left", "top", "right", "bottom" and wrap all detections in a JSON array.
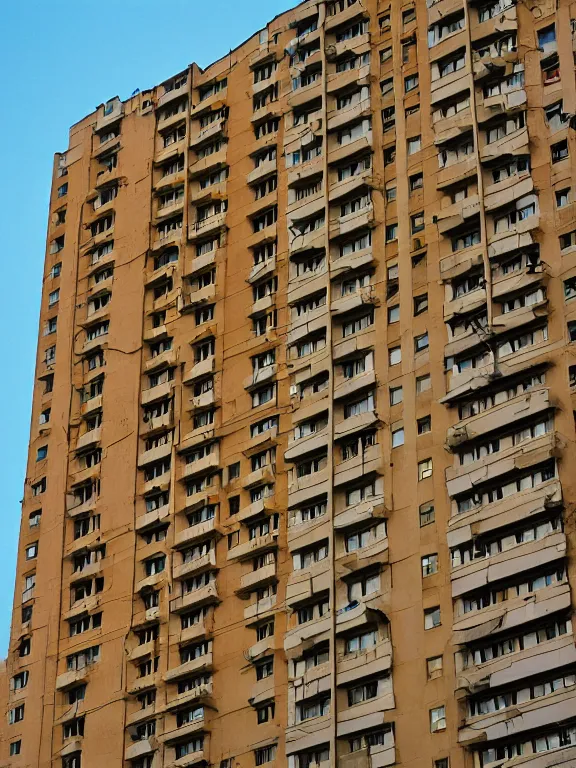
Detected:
[{"left": 3, "top": 0, "right": 576, "bottom": 767}]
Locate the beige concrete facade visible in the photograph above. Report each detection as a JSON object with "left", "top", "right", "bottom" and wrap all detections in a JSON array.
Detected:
[{"left": 3, "top": 0, "right": 576, "bottom": 767}]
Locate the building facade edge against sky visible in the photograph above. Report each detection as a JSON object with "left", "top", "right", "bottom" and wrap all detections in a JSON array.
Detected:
[{"left": 3, "top": 0, "right": 576, "bottom": 767}]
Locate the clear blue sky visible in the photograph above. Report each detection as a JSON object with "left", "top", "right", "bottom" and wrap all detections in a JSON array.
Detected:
[{"left": 0, "top": 0, "right": 293, "bottom": 657}]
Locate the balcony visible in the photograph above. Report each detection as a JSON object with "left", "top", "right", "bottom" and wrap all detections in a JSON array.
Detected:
[
  {"left": 164, "top": 652, "right": 213, "bottom": 683},
  {"left": 189, "top": 118, "right": 227, "bottom": 149},
  {"left": 76, "top": 427, "right": 102, "bottom": 452},
  {"left": 236, "top": 561, "right": 277, "bottom": 596},
  {"left": 451, "top": 530, "right": 566, "bottom": 601},
  {"left": 455, "top": 623, "right": 575, "bottom": 693},
  {"left": 286, "top": 559, "right": 331, "bottom": 608},
  {"left": 446, "top": 386, "right": 551, "bottom": 443},
  {"left": 227, "top": 532, "right": 278, "bottom": 563},
  {"left": 188, "top": 211, "right": 227, "bottom": 241},
  {"left": 124, "top": 739, "right": 155, "bottom": 762},
  {"left": 175, "top": 517, "right": 217, "bottom": 547},
  {"left": 183, "top": 356, "right": 215, "bottom": 384},
  {"left": 170, "top": 581, "right": 219, "bottom": 613},
  {"left": 173, "top": 551, "right": 217, "bottom": 581},
  {"left": 180, "top": 452, "right": 219, "bottom": 482},
  {"left": 459, "top": 685, "right": 576, "bottom": 747},
  {"left": 138, "top": 441, "right": 172, "bottom": 469},
  {"left": 334, "top": 443, "right": 382, "bottom": 488},
  {"left": 329, "top": 204, "right": 374, "bottom": 239},
  {"left": 244, "top": 593, "right": 277, "bottom": 622},
  {"left": 288, "top": 468, "right": 330, "bottom": 508}
]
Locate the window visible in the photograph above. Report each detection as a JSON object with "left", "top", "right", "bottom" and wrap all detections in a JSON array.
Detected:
[
  {"left": 388, "top": 305, "right": 400, "bottom": 324},
  {"left": 537, "top": 24, "right": 556, "bottom": 49},
  {"left": 391, "top": 428, "right": 404, "bottom": 447},
  {"left": 62, "top": 754, "right": 82, "bottom": 768},
  {"left": 424, "top": 606, "right": 441, "bottom": 629},
  {"left": 427, "top": 656, "right": 443, "bottom": 680},
  {"left": 32, "top": 477, "right": 47, "bottom": 494},
  {"left": 418, "top": 458, "right": 433, "bottom": 479},
  {"left": 12, "top": 671, "right": 29, "bottom": 690},
  {"left": 414, "top": 294, "right": 428, "bottom": 315},
  {"left": 556, "top": 188, "right": 570, "bottom": 208},
  {"left": 422, "top": 554, "right": 438, "bottom": 576},
  {"left": 48, "top": 289, "right": 60, "bottom": 307},
  {"left": 255, "top": 746, "right": 277, "bottom": 765},
  {"left": 69, "top": 612, "right": 102, "bottom": 636},
  {"left": 390, "top": 386, "right": 403, "bottom": 405},
  {"left": 348, "top": 570, "right": 380, "bottom": 601},
  {"left": 346, "top": 629, "right": 378, "bottom": 653},
  {"left": 36, "top": 446, "right": 48, "bottom": 461},
  {"left": 256, "top": 701, "right": 275, "bottom": 723},
  {"left": 414, "top": 332, "right": 429, "bottom": 352},
  {"left": 25, "top": 543, "right": 38, "bottom": 560},
  {"left": 63, "top": 717, "right": 85, "bottom": 739},
  {"left": 435, "top": 760, "right": 449, "bottom": 768},
  {"left": 296, "top": 696, "right": 330, "bottom": 723},
  {"left": 407, "top": 136, "right": 421, "bottom": 155},
  {"left": 9, "top": 742, "right": 21, "bottom": 756},
  {"left": 416, "top": 374, "right": 431, "bottom": 394},
  {"left": 9, "top": 705, "right": 25, "bottom": 724},
  {"left": 417, "top": 415, "right": 431, "bottom": 435},
  {"left": 389, "top": 346, "right": 401, "bottom": 365},
  {"left": 348, "top": 679, "right": 379, "bottom": 705},
  {"left": 385, "top": 223, "right": 398, "bottom": 242},
  {"left": 58, "top": 183, "right": 68, "bottom": 198},
  {"left": 68, "top": 685, "right": 86, "bottom": 705},
  {"left": 430, "top": 706, "right": 446, "bottom": 732},
  {"left": 552, "top": 139, "right": 569, "bottom": 163},
  {"left": 405, "top": 74, "right": 419, "bottom": 92}
]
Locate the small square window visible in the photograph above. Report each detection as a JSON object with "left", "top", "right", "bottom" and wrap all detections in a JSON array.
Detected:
[
  {"left": 416, "top": 374, "right": 431, "bottom": 394},
  {"left": 409, "top": 173, "right": 423, "bottom": 192},
  {"left": 417, "top": 416, "right": 431, "bottom": 434},
  {"left": 386, "top": 223, "right": 398, "bottom": 242},
  {"left": 402, "top": 8, "right": 416, "bottom": 26},
  {"left": 387, "top": 264, "right": 399, "bottom": 281},
  {"left": 430, "top": 705, "right": 446, "bottom": 732},
  {"left": 411, "top": 213, "right": 425, "bottom": 233},
  {"left": 228, "top": 531, "right": 239, "bottom": 549},
  {"left": 384, "top": 146, "right": 396, "bottom": 165},
  {"left": 556, "top": 188, "right": 570, "bottom": 207},
  {"left": 9, "top": 742, "right": 21, "bottom": 757},
  {"left": 228, "top": 496, "right": 240, "bottom": 516},
  {"left": 415, "top": 332, "right": 429, "bottom": 352},
  {"left": 419, "top": 502, "right": 435, "bottom": 526},
  {"left": 388, "top": 305, "right": 400, "bottom": 323},
  {"left": 380, "top": 46, "right": 393, "bottom": 62},
  {"left": 392, "top": 428, "right": 405, "bottom": 447},
  {"left": 422, "top": 554, "right": 438, "bottom": 576},
  {"left": 36, "top": 446, "right": 48, "bottom": 461},
  {"left": 424, "top": 606, "right": 441, "bottom": 630},
  {"left": 569, "top": 321, "right": 576, "bottom": 342},
  {"left": 228, "top": 462, "right": 240, "bottom": 481},
  {"left": 414, "top": 294, "right": 428, "bottom": 315},
  {"left": 386, "top": 185, "right": 397, "bottom": 201},
  {"left": 435, "top": 761, "right": 449, "bottom": 768},
  {"left": 418, "top": 458, "right": 433, "bottom": 480},
  {"left": 552, "top": 139, "right": 568, "bottom": 163},
  {"left": 427, "top": 656, "right": 443, "bottom": 680},
  {"left": 389, "top": 346, "right": 402, "bottom": 365},
  {"left": 407, "top": 136, "right": 421, "bottom": 155},
  {"left": 405, "top": 75, "right": 419, "bottom": 93},
  {"left": 390, "top": 386, "right": 403, "bottom": 405}
]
